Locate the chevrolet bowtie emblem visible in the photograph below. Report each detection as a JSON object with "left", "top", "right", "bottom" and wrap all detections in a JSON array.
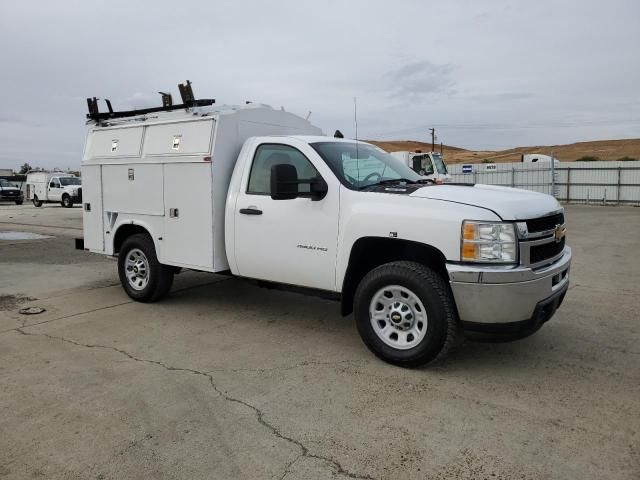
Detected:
[{"left": 554, "top": 224, "right": 566, "bottom": 243}]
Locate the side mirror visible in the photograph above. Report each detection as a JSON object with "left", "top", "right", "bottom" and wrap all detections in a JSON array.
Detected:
[
  {"left": 270, "top": 164, "right": 328, "bottom": 201},
  {"left": 270, "top": 164, "right": 298, "bottom": 200}
]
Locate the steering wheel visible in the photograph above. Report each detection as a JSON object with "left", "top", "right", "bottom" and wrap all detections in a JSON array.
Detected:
[
  {"left": 345, "top": 173, "right": 359, "bottom": 185},
  {"left": 363, "top": 172, "right": 382, "bottom": 183}
]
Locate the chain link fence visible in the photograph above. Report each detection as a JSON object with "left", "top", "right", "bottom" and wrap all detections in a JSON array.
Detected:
[{"left": 448, "top": 161, "right": 640, "bottom": 205}]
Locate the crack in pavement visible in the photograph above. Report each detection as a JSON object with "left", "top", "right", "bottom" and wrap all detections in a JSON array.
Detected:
[
  {"left": 13, "top": 328, "right": 376, "bottom": 480},
  {"left": 207, "top": 358, "right": 366, "bottom": 375},
  {"left": 278, "top": 454, "right": 302, "bottom": 480}
]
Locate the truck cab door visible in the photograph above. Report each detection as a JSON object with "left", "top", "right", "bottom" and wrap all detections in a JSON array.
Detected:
[
  {"left": 48, "top": 177, "right": 63, "bottom": 201},
  {"left": 233, "top": 142, "right": 339, "bottom": 291}
]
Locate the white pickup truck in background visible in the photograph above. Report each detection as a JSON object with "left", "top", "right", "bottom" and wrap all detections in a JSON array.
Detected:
[
  {"left": 0, "top": 178, "right": 24, "bottom": 205},
  {"left": 79, "top": 84, "right": 571, "bottom": 366}
]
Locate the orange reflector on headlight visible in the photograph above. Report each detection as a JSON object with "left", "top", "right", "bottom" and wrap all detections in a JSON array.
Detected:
[
  {"left": 463, "top": 223, "right": 477, "bottom": 241},
  {"left": 462, "top": 242, "right": 477, "bottom": 259}
]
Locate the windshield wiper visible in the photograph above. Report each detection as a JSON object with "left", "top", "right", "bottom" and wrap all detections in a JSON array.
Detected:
[{"left": 358, "top": 178, "right": 435, "bottom": 190}]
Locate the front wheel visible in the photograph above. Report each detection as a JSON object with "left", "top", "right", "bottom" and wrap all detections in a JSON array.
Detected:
[
  {"left": 62, "top": 195, "right": 73, "bottom": 208},
  {"left": 354, "top": 261, "right": 458, "bottom": 367},
  {"left": 118, "top": 233, "right": 174, "bottom": 302},
  {"left": 33, "top": 196, "right": 43, "bottom": 207}
]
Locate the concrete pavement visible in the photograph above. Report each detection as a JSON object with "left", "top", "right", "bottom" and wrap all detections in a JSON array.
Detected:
[{"left": 0, "top": 203, "right": 638, "bottom": 479}]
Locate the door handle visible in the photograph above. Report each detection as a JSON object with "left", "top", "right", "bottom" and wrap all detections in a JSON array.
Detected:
[{"left": 239, "top": 208, "right": 262, "bottom": 215}]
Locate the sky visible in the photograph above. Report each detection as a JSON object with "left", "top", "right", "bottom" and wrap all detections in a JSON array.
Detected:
[{"left": 0, "top": 0, "right": 638, "bottom": 170}]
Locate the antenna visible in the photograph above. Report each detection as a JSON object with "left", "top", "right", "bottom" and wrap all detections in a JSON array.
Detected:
[
  {"left": 305, "top": 111, "right": 312, "bottom": 120},
  {"left": 353, "top": 97, "right": 359, "bottom": 142},
  {"left": 354, "top": 97, "right": 360, "bottom": 182}
]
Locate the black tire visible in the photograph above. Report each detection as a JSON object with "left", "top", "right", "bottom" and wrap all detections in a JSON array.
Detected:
[
  {"left": 117, "top": 233, "right": 174, "bottom": 302},
  {"left": 62, "top": 195, "right": 73, "bottom": 208},
  {"left": 15, "top": 199, "right": 23, "bottom": 205},
  {"left": 354, "top": 261, "right": 457, "bottom": 367},
  {"left": 33, "top": 196, "right": 43, "bottom": 207}
]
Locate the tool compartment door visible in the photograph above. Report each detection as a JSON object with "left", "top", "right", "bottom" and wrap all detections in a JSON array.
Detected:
[
  {"left": 162, "top": 162, "right": 213, "bottom": 270},
  {"left": 81, "top": 165, "right": 104, "bottom": 252}
]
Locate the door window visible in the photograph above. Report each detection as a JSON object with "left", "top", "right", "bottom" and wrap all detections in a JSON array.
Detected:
[
  {"left": 247, "top": 144, "right": 320, "bottom": 195},
  {"left": 50, "top": 178, "right": 61, "bottom": 188}
]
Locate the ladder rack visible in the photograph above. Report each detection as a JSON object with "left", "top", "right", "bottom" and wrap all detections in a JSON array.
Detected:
[{"left": 86, "top": 80, "right": 215, "bottom": 122}]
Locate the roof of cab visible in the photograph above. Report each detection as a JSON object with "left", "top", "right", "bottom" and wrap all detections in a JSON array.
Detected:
[{"left": 263, "top": 135, "right": 373, "bottom": 145}]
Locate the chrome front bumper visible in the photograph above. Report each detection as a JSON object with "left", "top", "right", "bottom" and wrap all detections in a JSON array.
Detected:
[{"left": 447, "top": 247, "right": 572, "bottom": 325}]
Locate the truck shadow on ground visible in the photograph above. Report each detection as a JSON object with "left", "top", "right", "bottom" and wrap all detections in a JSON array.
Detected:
[{"left": 155, "top": 273, "right": 557, "bottom": 374}]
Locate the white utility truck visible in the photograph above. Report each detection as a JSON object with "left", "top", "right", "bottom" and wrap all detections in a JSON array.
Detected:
[
  {"left": 390, "top": 150, "right": 451, "bottom": 182},
  {"left": 79, "top": 82, "right": 571, "bottom": 366},
  {"left": 26, "top": 171, "right": 82, "bottom": 207}
]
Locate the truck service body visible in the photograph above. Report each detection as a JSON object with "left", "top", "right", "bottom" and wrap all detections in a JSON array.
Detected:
[{"left": 81, "top": 93, "right": 571, "bottom": 366}]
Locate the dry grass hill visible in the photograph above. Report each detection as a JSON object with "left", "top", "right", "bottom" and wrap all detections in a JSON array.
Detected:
[{"left": 367, "top": 138, "right": 640, "bottom": 165}]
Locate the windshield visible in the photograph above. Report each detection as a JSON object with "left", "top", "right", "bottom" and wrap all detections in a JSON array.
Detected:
[
  {"left": 432, "top": 154, "right": 448, "bottom": 174},
  {"left": 60, "top": 177, "right": 81, "bottom": 186},
  {"left": 311, "top": 142, "right": 422, "bottom": 189},
  {"left": 0, "top": 179, "right": 11, "bottom": 187}
]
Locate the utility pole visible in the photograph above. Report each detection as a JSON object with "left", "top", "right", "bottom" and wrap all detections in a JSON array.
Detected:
[
  {"left": 440, "top": 142, "right": 443, "bottom": 155},
  {"left": 429, "top": 128, "right": 435, "bottom": 152}
]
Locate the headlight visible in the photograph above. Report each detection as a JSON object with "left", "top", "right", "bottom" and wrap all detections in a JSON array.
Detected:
[
  {"left": 461, "top": 221, "right": 517, "bottom": 263},
  {"left": 71, "top": 188, "right": 78, "bottom": 195}
]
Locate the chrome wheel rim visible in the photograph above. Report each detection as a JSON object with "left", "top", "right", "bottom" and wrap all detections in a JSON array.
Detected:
[
  {"left": 125, "top": 248, "right": 149, "bottom": 291},
  {"left": 369, "top": 285, "right": 428, "bottom": 350}
]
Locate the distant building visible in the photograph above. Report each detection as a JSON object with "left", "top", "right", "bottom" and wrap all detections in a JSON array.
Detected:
[{"left": 0, "top": 168, "right": 15, "bottom": 177}]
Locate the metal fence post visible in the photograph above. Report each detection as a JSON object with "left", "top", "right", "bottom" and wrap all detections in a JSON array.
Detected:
[
  {"left": 551, "top": 151, "right": 555, "bottom": 197},
  {"left": 511, "top": 166, "right": 515, "bottom": 187},
  {"left": 617, "top": 166, "right": 622, "bottom": 205},
  {"left": 566, "top": 167, "right": 571, "bottom": 203}
]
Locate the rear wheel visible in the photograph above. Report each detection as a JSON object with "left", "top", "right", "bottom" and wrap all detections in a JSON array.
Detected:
[
  {"left": 354, "top": 261, "right": 457, "bottom": 367},
  {"left": 62, "top": 195, "right": 73, "bottom": 208},
  {"left": 118, "top": 233, "right": 174, "bottom": 302},
  {"left": 32, "top": 196, "right": 43, "bottom": 207}
]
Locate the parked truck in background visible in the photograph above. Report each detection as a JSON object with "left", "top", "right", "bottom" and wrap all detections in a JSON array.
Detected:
[
  {"left": 26, "top": 172, "right": 82, "bottom": 207},
  {"left": 390, "top": 150, "right": 451, "bottom": 182},
  {"left": 521, "top": 154, "right": 559, "bottom": 163},
  {"left": 0, "top": 178, "right": 24, "bottom": 205},
  {"left": 79, "top": 83, "right": 571, "bottom": 367}
]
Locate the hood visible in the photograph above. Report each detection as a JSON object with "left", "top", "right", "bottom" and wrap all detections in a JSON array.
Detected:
[{"left": 410, "top": 184, "right": 561, "bottom": 220}]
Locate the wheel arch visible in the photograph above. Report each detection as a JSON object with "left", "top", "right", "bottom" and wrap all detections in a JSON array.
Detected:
[
  {"left": 113, "top": 223, "right": 156, "bottom": 255},
  {"left": 340, "top": 237, "right": 449, "bottom": 316}
]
